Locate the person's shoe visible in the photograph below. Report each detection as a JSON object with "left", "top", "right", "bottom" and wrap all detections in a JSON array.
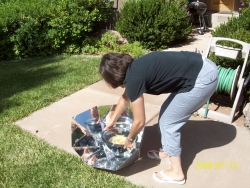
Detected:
[{"left": 153, "top": 171, "right": 185, "bottom": 185}]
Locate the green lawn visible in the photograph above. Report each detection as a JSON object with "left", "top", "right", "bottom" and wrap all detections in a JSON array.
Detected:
[{"left": 0, "top": 55, "right": 141, "bottom": 187}]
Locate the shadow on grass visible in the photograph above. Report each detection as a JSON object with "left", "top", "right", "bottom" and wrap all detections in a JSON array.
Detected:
[
  {"left": 114, "top": 120, "right": 236, "bottom": 177},
  {"left": 0, "top": 56, "right": 65, "bottom": 113}
]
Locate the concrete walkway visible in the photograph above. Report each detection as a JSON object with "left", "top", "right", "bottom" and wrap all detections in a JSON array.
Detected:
[{"left": 15, "top": 30, "right": 250, "bottom": 188}]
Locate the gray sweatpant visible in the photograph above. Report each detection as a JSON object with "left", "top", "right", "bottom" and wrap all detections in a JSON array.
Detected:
[{"left": 159, "top": 57, "right": 218, "bottom": 157}]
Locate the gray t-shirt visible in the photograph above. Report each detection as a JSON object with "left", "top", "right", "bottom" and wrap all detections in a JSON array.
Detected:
[{"left": 124, "top": 51, "right": 203, "bottom": 102}]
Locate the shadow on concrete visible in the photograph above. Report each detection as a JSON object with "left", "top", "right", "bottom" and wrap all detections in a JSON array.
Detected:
[
  {"left": 181, "top": 120, "right": 236, "bottom": 178},
  {"left": 114, "top": 120, "right": 236, "bottom": 177},
  {"left": 168, "top": 26, "right": 211, "bottom": 49}
]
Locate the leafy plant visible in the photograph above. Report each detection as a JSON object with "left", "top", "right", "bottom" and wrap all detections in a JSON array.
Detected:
[
  {"left": 99, "top": 30, "right": 149, "bottom": 58},
  {"left": 99, "top": 30, "right": 121, "bottom": 52},
  {"left": 0, "top": 0, "right": 113, "bottom": 60},
  {"left": 115, "top": 0, "right": 192, "bottom": 51},
  {"left": 120, "top": 41, "right": 146, "bottom": 58},
  {"left": 210, "top": 7, "right": 250, "bottom": 67},
  {"left": 81, "top": 30, "right": 148, "bottom": 58},
  {"left": 212, "top": 8, "right": 250, "bottom": 43},
  {"left": 81, "top": 36, "right": 99, "bottom": 54},
  {"left": 239, "top": 0, "right": 250, "bottom": 12}
]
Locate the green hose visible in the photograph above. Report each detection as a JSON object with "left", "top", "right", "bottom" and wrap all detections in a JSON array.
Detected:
[
  {"left": 204, "top": 65, "right": 236, "bottom": 118},
  {"left": 216, "top": 65, "right": 236, "bottom": 93}
]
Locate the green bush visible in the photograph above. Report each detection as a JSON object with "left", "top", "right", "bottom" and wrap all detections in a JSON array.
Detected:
[
  {"left": 81, "top": 36, "right": 100, "bottom": 54},
  {"left": 98, "top": 30, "right": 121, "bottom": 53},
  {"left": 0, "top": 0, "right": 113, "bottom": 60},
  {"left": 81, "top": 30, "right": 148, "bottom": 58},
  {"left": 212, "top": 8, "right": 250, "bottom": 44},
  {"left": 115, "top": 0, "right": 192, "bottom": 51},
  {"left": 211, "top": 8, "right": 250, "bottom": 70},
  {"left": 239, "top": 0, "right": 250, "bottom": 12}
]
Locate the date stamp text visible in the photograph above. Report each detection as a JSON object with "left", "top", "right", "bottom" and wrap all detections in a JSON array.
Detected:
[{"left": 195, "top": 162, "right": 238, "bottom": 170}]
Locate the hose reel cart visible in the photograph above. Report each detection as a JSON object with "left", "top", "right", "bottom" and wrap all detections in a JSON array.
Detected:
[{"left": 198, "top": 37, "right": 250, "bottom": 124}]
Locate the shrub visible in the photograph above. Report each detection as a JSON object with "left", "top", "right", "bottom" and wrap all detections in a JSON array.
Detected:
[
  {"left": 239, "top": 0, "right": 250, "bottom": 12},
  {"left": 212, "top": 8, "right": 250, "bottom": 44},
  {"left": 81, "top": 36, "right": 100, "bottom": 54},
  {"left": 115, "top": 0, "right": 192, "bottom": 51},
  {"left": 81, "top": 30, "right": 148, "bottom": 58},
  {"left": 210, "top": 7, "right": 250, "bottom": 69},
  {"left": 0, "top": 0, "right": 113, "bottom": 60},
  {"left": 98, "top": 30, "right": 121, "bottom": 53}
]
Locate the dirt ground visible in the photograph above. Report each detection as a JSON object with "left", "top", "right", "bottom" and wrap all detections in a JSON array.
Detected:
[
  {"left": 195, "top": 92, "right": 248, "bottom": 128},
  {"left": 203, "top": 103, "right": 245, "bottom": 126}
]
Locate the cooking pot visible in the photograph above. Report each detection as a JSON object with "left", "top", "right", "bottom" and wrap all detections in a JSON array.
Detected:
[
  {"left": 115, "top": 116, "right": 133, "bottom": 129},
  {"left": 101, "top": 127, "right": 137, "bottom": 153}
]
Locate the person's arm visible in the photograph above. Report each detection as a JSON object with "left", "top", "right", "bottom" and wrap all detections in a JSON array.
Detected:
[
  {"left": 71, "top": 118, "right": 90, "bottom": 135},
  {"left": 105, "top": 91, "right": 131, "bottom": 130},
  {"left": 124, "top": 94, "right": 145, "bottom": 150}
]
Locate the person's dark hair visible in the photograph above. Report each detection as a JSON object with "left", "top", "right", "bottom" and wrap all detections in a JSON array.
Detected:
[{"left": 99, "top": 53, "right": 133, "bottom": 88}]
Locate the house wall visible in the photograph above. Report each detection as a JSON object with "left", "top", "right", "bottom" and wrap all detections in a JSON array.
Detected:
[{"left": 206, "top": 0, "right": 241, "bottom": 12}]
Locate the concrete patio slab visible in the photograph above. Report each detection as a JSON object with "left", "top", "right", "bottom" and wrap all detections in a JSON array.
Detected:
[{"left": 164, "top": 30, "right": 212, "bottom": 55}]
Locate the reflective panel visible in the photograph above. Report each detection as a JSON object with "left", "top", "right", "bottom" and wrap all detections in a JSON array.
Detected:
[{"left": 71, "top": 105, "right": 144, "bottom": 171}]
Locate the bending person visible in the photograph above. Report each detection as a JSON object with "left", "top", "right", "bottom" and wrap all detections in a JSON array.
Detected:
[{"left": 99, "top": 51, "right": 218, "bottom": 185}]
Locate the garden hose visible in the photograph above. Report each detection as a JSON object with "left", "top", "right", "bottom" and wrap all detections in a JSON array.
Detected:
[
  {"left": 216, "top": 65, "right": 236, "bottom": 94},
  {"left": 204, "top": 65, "right": 237, "bottom": 118}
]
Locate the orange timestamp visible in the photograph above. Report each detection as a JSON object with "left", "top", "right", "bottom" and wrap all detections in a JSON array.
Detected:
[{"left": 195, "top": 162, "right": 238, "bottom": 170}]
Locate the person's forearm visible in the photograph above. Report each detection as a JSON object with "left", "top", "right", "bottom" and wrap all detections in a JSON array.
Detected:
[
  {"left": 127, "top": 120, "right": 145, "bottom": 141},
  {"left": 127, "top": 94, "right": 145, "bottom": 140}
]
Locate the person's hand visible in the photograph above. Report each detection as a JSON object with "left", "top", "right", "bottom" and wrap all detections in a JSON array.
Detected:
[
  {"left": 124, "top": 138, "right": 135, "bottom": 151},
  {"left": 82, "top": 148, "right": 98, "bottom": 166},
  {"left": 90, "top": 106, "right": 100, "bottom": 123},
  {"left": 72, "top": 119, "right": 90, "bottom": 135},
  {"left": 104, "top": 111, "right": 116, "bottom": 130},
  {"left": 86, "top": 155, "right": 97, "bottom": 166}
]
